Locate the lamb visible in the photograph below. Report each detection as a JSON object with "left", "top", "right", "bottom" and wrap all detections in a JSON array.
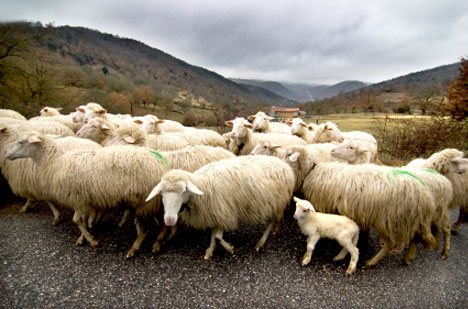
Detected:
[
  {"left": 330, "top": 140, "right": 373, "bottom": 164},
  {"left": 225, "top": 117, "right": 306, "bottom": 155},
  {"left": 314, "top": 121, "right": 378, "bottom": 162},
  {"left": 0, "top": 109, "right": 27, "bottom": 121},
  {"left": 247, "top": 111, "right": 291, "bottom": 134},
  {"left": 407, "top": 148, "right": 468, "bottom": 234},
  {"left": 293, "top": 156, "right": 453, "bottom": 267},
  {"left": 6, "top": 132, "right": 167, "bottom": 258},
  {"left": 145, "top": 155, "right": 296, "bottom": 259},
  {"left": 286, "top": 118, "right": 319, "bottom": 143},
  {"left": 293, "top": 197, "right": 360, "bottom": 275}
]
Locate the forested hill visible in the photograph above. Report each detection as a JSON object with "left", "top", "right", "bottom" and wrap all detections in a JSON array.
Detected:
[{"left": 0, "top": 22, "right": 294, "bottom": 119}]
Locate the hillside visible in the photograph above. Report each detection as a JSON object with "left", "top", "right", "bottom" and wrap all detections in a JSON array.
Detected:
[
  {"left": 232, "top": 79, "right": 368, "bottom": 102},
  {"left": 0, "top": 22, "right": 293, "bottom": 120}
]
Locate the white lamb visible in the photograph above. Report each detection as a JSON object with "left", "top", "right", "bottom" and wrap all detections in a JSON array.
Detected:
[
  {"left": 146, "top": 155, "right": 295, "bottom": 259},
  {"left": 293, "top": 197, "right": 359, "bottom": 275},
  {"left": 287, "top": 118, "right": 319, "bottom": 143},
  {"left": 247, "top": 111, "right": 291, "bottom": 134}
]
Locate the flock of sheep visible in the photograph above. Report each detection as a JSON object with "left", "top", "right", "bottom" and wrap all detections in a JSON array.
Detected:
[{"left": 0, "top": 104, "right": 466, "bottom": 275}]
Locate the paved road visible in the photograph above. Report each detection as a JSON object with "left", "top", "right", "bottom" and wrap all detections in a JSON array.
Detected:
[{"left": 0, "top": 196, "right": 466, "bottom": 308}]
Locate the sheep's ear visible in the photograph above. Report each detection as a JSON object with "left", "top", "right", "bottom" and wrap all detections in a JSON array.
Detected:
[
  {"left": 267, "top": 116, "right": 274, "bottom": 120},
  {"left": 146, "top": 183, "right": 163, "bottom": 202},
  {"left": 307, "top": 203, "right": 316, "bottom": 212},
  {"left": 156, "top": 119, "right": 165, "bottom": 124},
  {"left": 271, "top": 144, "right": 282, "bottom": 150},
  {"left": 123, "top": 135, "right": 136, "bottom": 144},
  {"left": 247, "top": 115, "right": 256, "bottom": 121},
  {"left": 244, "top": 123, "right": 253, "bottom": 129},
  {"left": 225, "top": 121, "right": 233, "bottom": 128},
  {"left": 101, "top": 124, "right": 111, "bottom": 131},
  {"left": 57, "top": 107, "right": 63, "bottom": 111},
  {"left": 300, "top": 122, "right": 307, "bottom": 128},
  {"left": 288, "top": 152, "right": 301, "bottom": 162},
  {"left": 186, "top": 181, "right": 203, "bottom": 195},
  {"left": 28, "top": 135, "right": 43, "bottom": 143},
  {"left": 98, "top": 109, "right": 107, "bottom": 115},
  {"left": 293, "top": 196, "right": 301, "bottom": 203},
  {"left": 134, "top": 119, "right": 143, "bottom": 125},
  {"left": 357, "top": 146, "right": 370, "bottom": 154},
  {"left": 77, "top": 107, "right": 85, "bottom": 113}
]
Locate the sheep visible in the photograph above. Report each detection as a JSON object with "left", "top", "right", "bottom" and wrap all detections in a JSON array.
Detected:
[
  {"left": 225, "top": 117, "right": 306, "bottom": 156},
  {"left": 292, "top": 156, "right": 453, "bottom": 267},
  {"left": 139, "top": 114, "right": 185, "bottom": 133},
  {"left": 76, "top": 118, "right": 116, "bottom": 145},
  {"left": 104, "top": 121, "right": 146, "bottom": 147},
  {"left": 40, "top": 106, "right": 63, "bottom": 117},
  {"left": 146, "top": 155, "right": 296, "bottom": 259},
  {"left": 330, "top": 140, "right": 373, "bottom": 164},
  {"left": 5, "top": 132, "right": 167, "bottom": 258},
  {"left": 0, "top": 109, "right": 27, "bottom": 121},
  {"left": 293, "top": 197, "right": 359, "bottom": 275},
  {"left": 30, "top": 114, "right": 80, "bottom": 133},
  {"left": 83, "top": 102, "right": 108, "bottom": 122},
  {"left": 286, "top": 118, "right": 319, "bottom": 143},
  {"left": 247, "top": 111, "right": 291, "bottom": 134},
  {"left": 313, "top": 121, "right": 378, "bottom": 162},
  {"left": 0, "top": 122, "right": 101, "bottom": 224},
  {"left": 407, "top": 148, "right": 468, "bottom": 234},
  {"left": 26, "top": 118, "right": 75, "bottom": 136}
]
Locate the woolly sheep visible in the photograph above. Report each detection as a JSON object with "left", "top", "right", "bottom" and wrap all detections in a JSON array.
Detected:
[
  {"left": 146, "top": 155, "right": 296, "bottom": 259},
  {"left": 40, "top": 106, "right": 63, "bottom": 117},
  {"left": 225, "top": 117, "right": 306, "bottom": 155},
  {"left": 76, "top": 118, "right": 116, "bottom": 145},
  {"left": 286, "top": 118, "right": 319, "bottom": 143},
  {"left": 139, "top": 114, "right": 185, "bottom": 134},
  {"left": 294, "top": 158, "right": 453, "bottom": 267},
  {"left": 247, "top": 111, "right": 291, "bottom": 134},
  {"left": 330, "top": 140, "right": 373, "bottom": 164},
  {"left": 293, "top": 197, "right": 359, "bottom": 275},
  {"left": 0, "top": 109, "right": 27, "bottom": 121},
  {"left": 6, "top": 133, "right": 167, "bottom": 258},
  {"left": 407, "top": 148, "right": 468, "bottom": 234},
  {"left": 83, "top": 102, "right": 108, "bottom": 122},
  {"left": 27, "top": 119, "right": 74, "bottom": 136}
]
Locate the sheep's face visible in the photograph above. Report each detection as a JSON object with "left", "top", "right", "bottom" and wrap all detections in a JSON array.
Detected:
[
  {"left": 320, "top": 122, "right": 345, "bottom": 143},
  {"left": 331, "top": 141, "right": 362, "bottom": 162},
  {"left": 40, "top": 107, "right": 62, "bottom": 117},
  {"left": 229, "top": 118, "right": 252, "bottom": 145},
  {"left": 6, "top": 133, "right": 43, "bottom": 161},
  {"left": 76, "top": 119, "right": 110, "bottom": 142},
  {"left": 71, "top": 106, "right": 86, "bottom": 124},
  {"left": 84, "top": 103, "right": 107, "bottom": 123},
  {"left": 140, "top": 115, "right": 163, "bottom": 134},
  {"left": 290, "top": 118, "right": 307, "bottom": 136},
  {"left": 293, "top": 197, "right": 315, "bottom": 220},
  {"left": 250, "top": 142, "right": 283, "bottom": 158},
  {"left": 251, "top": 112, "right": 272, "bottom": 132},
  {"left": 146, "top": 175, "right": 204, "bottom": 226},
  {"left": 450, "top": 157, "right": 467, "bottom": 175}
]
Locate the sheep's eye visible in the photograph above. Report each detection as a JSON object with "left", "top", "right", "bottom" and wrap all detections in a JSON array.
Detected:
[
  {"left": 302, "top": 209, "right": 307, "bottom": 213},
  {"left": 349, "top": 146, "right": 354, "bottom": 150}
]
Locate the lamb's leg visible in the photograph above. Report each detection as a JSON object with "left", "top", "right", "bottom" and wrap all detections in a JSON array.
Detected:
[
  {"left": 404, "top": 238, "right": 418, "bottom": 265},
  {"left": 452, "top": 208, "right": 464, "bottom": 235},
  {"left": 343, "top": 239, "right": 359, "bottom": 275},
  {"left": 126, "top": 217, "right": 148, "bottom": 258},
  {"left": 73, "top": 213, "right": 98, "bottom": 248},
  {"left": 47, "top": 201, "right": 61, "bottom": 225},
  {"left": 440, "top": 212, "right": 451, "bottom": 260},
  {"left": 204, "top": 230, "right": 217, "bottom": 260},
  {"left": 301, "top": 234, "right": 320, "bottom": 266},
  {"left": 365, "top": 241, "right": 391, "bottom": 268},
  {"left": 119, "top": 209, "right": 131, "bottom": 227},
  {"left": 255, "top": 223, "right": 274, "bottom": 251},
  {"left": 19, "top": 199, "right": 32, "bottom": 213}
]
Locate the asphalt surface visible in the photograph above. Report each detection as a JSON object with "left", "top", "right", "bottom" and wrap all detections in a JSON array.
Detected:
[{"left": 0, "top": 193, "right": 466, "bottom": 308}]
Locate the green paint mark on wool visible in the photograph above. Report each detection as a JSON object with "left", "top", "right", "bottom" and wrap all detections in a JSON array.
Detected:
[
  {"left": 149, "top": 150, "right": 170, "bottom": 169},
  {"left": 388, "top": 168, "right": 425, "bottom": 186}
]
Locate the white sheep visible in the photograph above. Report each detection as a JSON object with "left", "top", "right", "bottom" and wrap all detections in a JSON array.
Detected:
[
  {"left": 407, "top": 148, "right": 468, "bottom": 234},
  {"left": 247, "top": 111, "right": 291, "bottom": 134},
  {"left": 225, "top": 117, "right": 306, "bottom": 155},
  {"left": 330, "top": 140, "right": 373, "bottom": 164},
  {"left": 0, "top": 109, "right": 27, "bottom": 121},
  {"left": 139, "top": 114, "right": 185, "bottom": 133},
  {"left": 6, "top": 132, "right": 167, "bottom": 258},
  {"left": 146, "top": 155, "right": 296, "bottom": 259},
  {"left": 27, "top": 118, "right": 75, "bottom": 136},
  {"left": 293, "top": 197, "right": 360, "bottom": 275},
  {"left": 286, "top": 118, "right": 319, "bottom": 143},
  {"left": 40, "top": 106, "right": 63, "bottom": 117},
  {"left": 294, "top": 157, "right": 453, "bottom": 267}
]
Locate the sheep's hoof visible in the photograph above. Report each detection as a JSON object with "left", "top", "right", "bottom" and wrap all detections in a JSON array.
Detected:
[
  {"left": 90, "top": 240, "right": 99, "bottom": 249},
  {"left": 345, "top": 268, "right": 355, "bottom": 276},
  {"left": 404, "top": 257, "right": 414, "bottom": 265},
  {"left": 255, "top": 245, "right": 263, "bottom": 252},
  {"left": 440, "top": 252, "right": 449, "bottom": 260},
  {"left": 363, "top": 260, "right": 376, "bottom": 268},
  {"left": 203, "top": 253, "right": 212, "bottom": 260},
  {"left": 19, "top": 207, "right": 27, "bottom": 213},
  {"left": 301, "top": 257, "right": 310, "bottom": 267},
  {"left": 125, "top": 250, "right": 135, "bottom": 259},
  {"left": 53, "top": 216, "right": 61, "bottom": 226}
]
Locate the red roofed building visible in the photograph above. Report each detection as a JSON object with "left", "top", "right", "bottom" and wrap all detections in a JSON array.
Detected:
[{"left": 268, "top": 106, "right": 305, "bottom": 121}]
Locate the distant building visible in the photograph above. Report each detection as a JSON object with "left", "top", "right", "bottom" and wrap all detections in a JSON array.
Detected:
[{"left": 268, "top": 106, "right": 306, "bottom": 121}]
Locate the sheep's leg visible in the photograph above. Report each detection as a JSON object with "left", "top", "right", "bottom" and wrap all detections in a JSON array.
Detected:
[
  {"left": 420, "top": 223, "right": 438, "bottom": 250},
  {"left": 152, "top": 224, "right": 169, "bottom": 253},
  {"left": 73, "top": 214, "right": 98, "bottom": 248},
  {"left": 365, "top": 241, "right": 391, "bottom": 268},
  {"left": 343, "top": 240, "right": 359, "bottom": 275},
  {"left": 301, "top": 235, "right": 320, "bottom": 266},
  {"left": 19, "top": 199, "right": 32, "bottom": 213},
  {"left": 440, "top": 213, "right": 451, "bottom": 260},
  {"left": 87, "top": 209, "right": 96, "bottom": 229},
  {"left": 204, "top": 230, "right": 217, "bottom": 260},
  {"left": 452, "top": 208, "right": 464, "bottom": 235},
  {"left": 126, "top": 218, "right": 148, "bottom": 258},
  {"left": 47, "top": 201, "right": 61, "bottom": 225},
  {"left": 119, "top": 209, "right": 131, "bottom": 227},
  {"left": 255, "top": 223, "right": 274, "bottom": 252},
  {"left": 404, "top": 239, "right": 418, "bottom": 265},
  {"left": 215, "top": 229, "right": 234, "bottom": 255}
]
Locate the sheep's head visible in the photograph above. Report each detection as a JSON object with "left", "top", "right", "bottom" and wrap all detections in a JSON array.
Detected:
[
  {"left": 40, "top": 106, "right": 63, "bottom": 117},
  {"left": 139, "top": 115, "right": 164, "bottom": 134},
  {"left": 427, "top": 148, "right": 466, "bottom": 175},
  {"left": 249, "top": 111, "right": 273, "bottom": 132},
  {"left": 250, "top": 142, "right": 283, "bottom": 158},
  {"left": 331, "top": 141, "right": 370, "bottom": 163},
  {"left": 225, "top": 117, "right": 252, "bottom": 145},
  {"left": 146, "top": 170, "right": 203, "bottom": 226},
  {"left": 84, "top": 102, "right": 107, "bottom": 123},
  {"left": 319, "top": 122, "right": 345, "bottom": 143},
  {"left": 76, "top": 118, "right": 111, "bottom": 143},
  {"left": 290, "top": 118, "right": 307, "bottom": 136},
  {"left": 293, "top": 196, "right": 316, "bottom": 220},
  {"left": 6, "top": 132, "right": 44, "bottom": 161}
]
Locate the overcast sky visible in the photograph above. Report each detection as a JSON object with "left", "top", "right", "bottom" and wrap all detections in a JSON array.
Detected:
[{"left": 1, "top": 0, "right": 467, "bottom": 84}]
